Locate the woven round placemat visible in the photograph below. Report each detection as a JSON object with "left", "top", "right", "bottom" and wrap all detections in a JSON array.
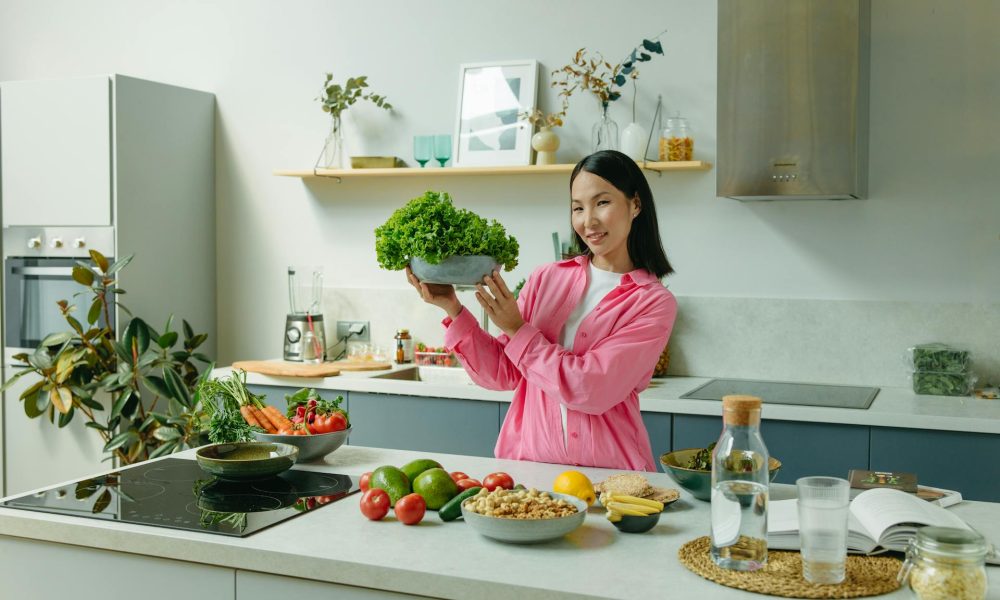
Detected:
[{"left": 678, "top": 537, "right": 902, "bottom": 598}]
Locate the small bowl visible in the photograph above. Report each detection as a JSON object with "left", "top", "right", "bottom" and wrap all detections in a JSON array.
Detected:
[
  {"left": 460, "top": 492, "right": 587, "bottom": 544},
  {"left": 251, "top": 427, "right": 351, "bottom": 462},
  {"left": 612, "top": 512, "right": 660, "bottom": 534},
  {"left": 659, "top": 448, "right": 782, "bottom": 501},
  {"left": 195, "top": 442, "right": 298, "bottom": 480}
]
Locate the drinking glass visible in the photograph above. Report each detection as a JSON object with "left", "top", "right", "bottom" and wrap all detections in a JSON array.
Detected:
[
  {"left": 797, "top": 476, "right": 850, "bottom": 584},
  {"left": 433, "top": 134, "right": 452, "bottom": 167},
  {"left": 413, "top": 135, "right": 433, "bottom": 168}
]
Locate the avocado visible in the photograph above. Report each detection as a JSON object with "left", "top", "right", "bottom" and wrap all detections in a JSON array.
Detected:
[
  {"left": 399, "top": 458, "right": 443, "bottom": 486},
  {"left": 369, "top": 465, "right": 410, "bottom": 505},
  {"left": 412, "top": 467, "right": 460, "bottom": 510}
]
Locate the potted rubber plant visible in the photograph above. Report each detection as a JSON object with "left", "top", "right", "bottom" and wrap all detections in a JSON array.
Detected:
[{"left": 374, "top": 190, "right": 519, "bottom": 285}]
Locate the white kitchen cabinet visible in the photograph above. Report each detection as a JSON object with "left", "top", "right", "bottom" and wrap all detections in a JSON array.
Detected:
[
  {"left": 1, "top": 368, "right": 107, "bottom": 496},
  {"left": 0, "top": 536, "right": 235, "bottom": 600},
  {"left": 0, "top": 76, "right": 112, "bottom": 226},
  {"left": 237, "top": 570, "right": 426, "bottom": 599}
]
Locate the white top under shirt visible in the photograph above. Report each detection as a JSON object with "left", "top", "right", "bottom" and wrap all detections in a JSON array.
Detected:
[{"left": 557, "top": 262, "right": 622, "bottom": 448}]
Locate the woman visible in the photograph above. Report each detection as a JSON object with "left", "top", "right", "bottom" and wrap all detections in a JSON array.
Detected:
[{"left": 406, "top": 150, "right": 677, "bottom": 471}]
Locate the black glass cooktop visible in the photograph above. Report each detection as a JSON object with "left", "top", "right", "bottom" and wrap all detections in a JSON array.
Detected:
[{"left": 0, "top": 458, "right": 359, "bottom": 537}]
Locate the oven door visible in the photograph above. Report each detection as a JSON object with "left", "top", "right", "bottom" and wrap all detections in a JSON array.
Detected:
[{"left": 3, "top": 257, "right": 115, "bottom": 355}]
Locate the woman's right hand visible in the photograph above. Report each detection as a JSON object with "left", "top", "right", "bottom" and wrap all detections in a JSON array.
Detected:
[{"left": 406, "top": 266, "right": 462, "bottom": 318}]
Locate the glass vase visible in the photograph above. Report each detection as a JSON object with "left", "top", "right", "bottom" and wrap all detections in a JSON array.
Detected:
[
  {"left": 321, "top": 116, "right": 344, "bottom": 169},
  {"left": 591, "top": 103, "right": 619, "bottom": 152}
]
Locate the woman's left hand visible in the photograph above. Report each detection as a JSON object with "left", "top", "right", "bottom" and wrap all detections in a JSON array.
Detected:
[{"left": 475, "top": 271, "right": 524, "bottom": 338}]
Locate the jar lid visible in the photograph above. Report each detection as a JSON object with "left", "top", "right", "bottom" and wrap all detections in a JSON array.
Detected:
[{"left": 916, "top": 527, "right": 990, "bottom": 559}]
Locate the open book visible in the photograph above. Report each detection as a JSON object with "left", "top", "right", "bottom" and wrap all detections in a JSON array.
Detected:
[{"left": 769, "top": 488, "right": 994, "bottom": 562}]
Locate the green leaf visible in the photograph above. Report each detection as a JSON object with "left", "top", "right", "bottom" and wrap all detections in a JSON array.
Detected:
[
  {"left": 143, "top": 375, "right": 172, "bottom": 399},
  {"left": 613, "top": 74, "right": 627, "bottom": 87},
  {"left": 157, "top": 331, "right": 179, "bottom": 349},
  {"left": 148, "top": 440, "right": 179, "bottom": 459},
  {"left": 28, "top": 347, "right": 53, "bottom": 371},
  {"left": 153, "top": 427, "right": 182, "bottom": 441},
  {"left": 103, "top": 431, "right": 135, "bottom": 453},
  {"left": 57, "top": 406, "right": 75, "bottom": 428},
  {"left": 192, "top": 353, "right": 213, "bottom": 364},
  {"left": 88, "top": 298, "right": 102, "bottom": 325},
  {"left": 80, "top": 396, "right": 104, "bottom": 411},
  {"left": 75, "top": 479, "right": 101, "bottom": 500},
  {"left": 89, "top": 249, "right": 109, "bottom": 273},
  {"left": 85, "top": 422, "right": 110, "bottom": 432},
  {"left": 50, "top": 387, "right": 73, "bottom": 414},
  {"left": 135, "top": 319, "right": 151, "bottom": 354},
  {"left": 642, "top": 38, "right": 664, "bottom": 54},
  {"left": 123, "top": 391, "right": 140, "bottom": 418},
  {"left": 42, "top": 332, "right": 72, "bottom": 347},
  {"left": 72, "top": 265, "right": 95, "bottom": 286},
  {"left": 93, "top": 489, "right": 112, "bottom": 514},
  {"left": 183, "top": 320, "right": 194, "bottom": 340},
  {"left": 163, "top": 367, "right": 192, "bottom": 408},
  {"left": 22, "top": 388, "right": 48, "bottom": 418},
  {"left": 106, "top": 254, "right": 134, "bottom": 276},
  {"left": 0, "top": 368, "right": 32, "bottom": 393},
  {"left": 112, "top": 341, "right": 131, "bottom": 363}
]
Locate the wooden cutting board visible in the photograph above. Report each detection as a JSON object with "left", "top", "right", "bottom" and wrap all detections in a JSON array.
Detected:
[
  {"left": 231, "top": 360, "right": 341, "bottom": 378},
  {"left": 328, "top": 359, "right": 393, "bottom": 371}
]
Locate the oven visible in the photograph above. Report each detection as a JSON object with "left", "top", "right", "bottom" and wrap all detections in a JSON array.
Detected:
[{"left": 2, "top": 227, "right": 116, "bottom": 363}]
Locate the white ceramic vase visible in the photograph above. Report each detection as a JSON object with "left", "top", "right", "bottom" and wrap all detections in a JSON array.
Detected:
[
  {"left": 620, "top": 122, "right": 648, "bottom": 161},
  {"left": 531, "top": 126, "right": 560, "bottom": 165}
]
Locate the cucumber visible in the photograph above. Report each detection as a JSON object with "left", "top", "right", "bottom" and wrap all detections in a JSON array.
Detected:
[{"left": 438, "top": 487, "right": 482, "bottom": 522}]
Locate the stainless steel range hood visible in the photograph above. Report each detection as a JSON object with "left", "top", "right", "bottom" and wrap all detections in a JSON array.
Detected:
[{"left": 717, "top": 0, "right": 870, "bottom": 200}]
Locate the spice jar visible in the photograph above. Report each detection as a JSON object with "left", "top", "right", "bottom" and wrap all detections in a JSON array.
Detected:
[
  {"left": 898, "top": 527, "right": 990, "bottom": 600},
  {"left": 659, "top": 113, "right": 694, "bottom": 161},
  {"left": 394, "top": 329, "right": 413, "bottom": 364}
]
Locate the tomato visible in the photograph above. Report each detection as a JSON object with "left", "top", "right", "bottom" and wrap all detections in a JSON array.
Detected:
[
  {"left": 482, "top": 472, "right": 515, "bottom": 492},
  {"left": 394, "top": 493, "right": 426, "bottom": 525},
  {"left": 329, "top": 412, "right": 348, "bottom": 432},
  {"left": 449, "top": 471, "right": 469, "bottom": 483},
  {"left": 359, "top": 488, "right": 390, "bottom": 521},
  {"left": 359, "top": 471, "right": 372, "bottom": 492},
  {"left": 455, "top": 478, "right": 482, "bottom": 492}
]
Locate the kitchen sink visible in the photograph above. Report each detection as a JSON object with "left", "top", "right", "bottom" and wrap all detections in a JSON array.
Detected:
[{"left": 372, "top": 366, "right": 473, "bottom": 386}]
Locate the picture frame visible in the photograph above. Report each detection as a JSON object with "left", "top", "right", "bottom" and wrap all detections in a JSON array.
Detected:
[{"left": 453, "top": 60, "right": 538, "bottom": 167}]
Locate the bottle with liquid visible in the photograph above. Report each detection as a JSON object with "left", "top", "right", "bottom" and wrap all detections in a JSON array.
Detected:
[
  {"left": 394, "top": 329, "right": 413, "bottom": 364},
  {"left": 710, "top": 395, "right": 770, "bottom": 571}
]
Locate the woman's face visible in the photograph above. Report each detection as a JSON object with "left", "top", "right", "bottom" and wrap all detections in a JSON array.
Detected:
[{"left": 570, "top": 171, "right": 639, "bottom": 271}]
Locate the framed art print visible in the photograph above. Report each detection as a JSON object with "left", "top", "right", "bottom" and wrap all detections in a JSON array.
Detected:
[{"left": 453, "top": 60, "right": 538, "bottom": 167}]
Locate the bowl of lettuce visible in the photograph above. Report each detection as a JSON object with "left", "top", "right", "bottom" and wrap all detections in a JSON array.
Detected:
[{"left": 375, "top": 190, "right": 519, "bottom": 285}]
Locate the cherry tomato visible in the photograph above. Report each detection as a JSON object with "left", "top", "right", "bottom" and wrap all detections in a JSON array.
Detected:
[
  {"left": 329, "top": 412, "right": 348, "bottom": 432},
  {"left": 359, "top": 488, "right": 390, "bottom": 521},
  {"left": 311, "top": 414, "right": 333, "bottom": 434},
  {"left": 394, "top": 493, "right": 426, "bottom": 525},
  {"left": 359, "top": 471, "right": 372, "bottom": 492},
  {"left": 449, "top": 471, "right": 469, "bottom": 483},
  {"left": 482, "top": 472, "right": 515, "bottom": 492},
  {"left": 455, "top": 478, "right": 482, "bottom": 492}
]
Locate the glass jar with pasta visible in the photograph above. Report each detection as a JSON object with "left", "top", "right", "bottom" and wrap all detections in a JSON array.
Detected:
[
  {"left": 897, "top": 527, "right": 990, "bottom": 600},
  {"left": 659, "top": 113, "right": 694, "bottom": 161}
]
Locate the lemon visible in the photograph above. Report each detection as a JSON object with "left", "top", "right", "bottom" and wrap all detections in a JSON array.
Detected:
[{"left": 552, "top": 470, "right": 596, "bottom": 506}]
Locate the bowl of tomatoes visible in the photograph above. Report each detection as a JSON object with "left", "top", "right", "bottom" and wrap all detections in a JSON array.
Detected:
[
  {"left": 251, "top": 389, "right": 352, "bottom": 462},
  {"left": 252, "top": 427, "right": 351, "bottom": 462}
]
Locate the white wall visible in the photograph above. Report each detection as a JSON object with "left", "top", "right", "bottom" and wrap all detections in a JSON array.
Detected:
[{"left": 1, "top": 1, "right": 997, "bottom": 386}]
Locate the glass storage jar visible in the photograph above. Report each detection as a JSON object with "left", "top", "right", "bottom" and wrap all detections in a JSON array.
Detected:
[
  {"left": 898, "top": 527, "right": 990, "bottom": 600},
  {"left": 659, "top": 113, "right": 694, "bottom": 161}
]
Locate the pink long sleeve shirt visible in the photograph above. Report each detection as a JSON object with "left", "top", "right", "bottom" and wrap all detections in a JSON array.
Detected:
[{"left": 442, "top": 255, "right": 677, "bottom": 471}]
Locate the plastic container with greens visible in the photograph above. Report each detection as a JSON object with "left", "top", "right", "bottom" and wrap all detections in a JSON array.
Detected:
[
  {"left": 905, "top": 343, "right": 971, "bottom": 374},
  {"left": 911, "top": 371, "right": 978, "bottom": 397}
]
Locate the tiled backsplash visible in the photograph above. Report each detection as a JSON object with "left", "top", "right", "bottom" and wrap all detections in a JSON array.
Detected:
[{"left": 324, "top": 287, "right": 999, "bottom": 389}]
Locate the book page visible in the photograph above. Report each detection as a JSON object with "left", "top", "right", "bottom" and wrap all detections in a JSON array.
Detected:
[
  {"left": 767, "top": 499, "right": 877, "bottom": 553},
  {"left": 851, "top": 488, "right": 969, "bottom": 545}
]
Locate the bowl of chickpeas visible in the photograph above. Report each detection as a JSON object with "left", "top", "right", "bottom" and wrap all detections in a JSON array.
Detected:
[{"left": 459, "top": 487, "right": 588, "bottom": 544}]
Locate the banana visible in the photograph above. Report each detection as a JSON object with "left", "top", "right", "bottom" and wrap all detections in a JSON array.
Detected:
[
  {"left": 606, "top": 501, "right": 657, "bottom": 516},
  {"left": 605, "top": 510, "right": 622, "bottom": 523},
  {"left": 608, "top": 494, "right": 664, "bottom": 511}
]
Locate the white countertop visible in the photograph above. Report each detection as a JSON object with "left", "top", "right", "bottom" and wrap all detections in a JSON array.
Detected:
[
  {"left": 220, "top": 365, "right": 1000, "bottom": 434},
  {"left": 2, "top": 446, "right": 998, "bottom": 599}
]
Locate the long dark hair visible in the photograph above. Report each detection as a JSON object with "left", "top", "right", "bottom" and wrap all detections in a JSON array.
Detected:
[{"left": 569, "top": 150, "right": 675, "bottom": 278}]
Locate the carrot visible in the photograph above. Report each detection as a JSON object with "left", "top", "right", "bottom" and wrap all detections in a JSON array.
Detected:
[
  {"left": 263, "top": 405, "right": 293, "bottom": 431},
  {"left": 240, "top": 405, "right": 261, "bottom": 429},
  {"left": 250, "top": 405, "right": 277, "bottom": 433}
]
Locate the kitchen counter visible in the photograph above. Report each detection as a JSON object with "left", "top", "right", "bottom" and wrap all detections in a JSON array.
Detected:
[
  {"left": 1, "top": 445, "right": 998, "bottom": 599},
  {"left": 219, "top": 364, "right": 1000, "bottom": 435}
]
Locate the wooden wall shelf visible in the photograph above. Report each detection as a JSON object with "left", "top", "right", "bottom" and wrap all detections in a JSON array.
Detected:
[{"left": 274, "top": 160, "right": 712, "bottom": 181}]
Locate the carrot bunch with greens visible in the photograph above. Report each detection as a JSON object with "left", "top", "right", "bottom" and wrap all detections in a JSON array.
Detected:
[{"left": 195, "top": 369, "right": 293, "bottom": 442}]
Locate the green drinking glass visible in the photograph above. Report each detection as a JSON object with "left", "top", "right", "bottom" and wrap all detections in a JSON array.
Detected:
[
  {"left": 433, "top": 134, "right": 452, "bottom": 167},
  {"left": 413, "top": 135, "right": 433, "bottom": 168}
]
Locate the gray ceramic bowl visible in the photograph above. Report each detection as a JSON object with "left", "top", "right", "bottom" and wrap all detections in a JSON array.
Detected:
[
  {"left": 460, "top": 492, "right": 588, "bottom": 544},
  {"left": 195, "top": 442, "right": 298, "bottom": 480},
  {"left": 410, "top": 255, "right": 501, "bottom": 286},
  {"left": 251, "top": 427, "right": 351, "bottom": 462}
]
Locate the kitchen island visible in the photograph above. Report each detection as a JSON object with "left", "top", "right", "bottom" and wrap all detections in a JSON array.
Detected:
[{"left": 1, "top": 445, "right": 998, "bottom": 599}]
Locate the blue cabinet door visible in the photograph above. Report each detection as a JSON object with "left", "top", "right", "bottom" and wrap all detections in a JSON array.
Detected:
[
  {"left": 347, "top": 392, "right": 500, "bottom": 457},
  {"left": 642, "top": 412, "right": 672, "bottom": 472},
  {"left": 870, "top": 427, "right": 1000, "bottom": 502},
  {"left": 673, "top": 415, "right": 869, "bottom": 485}
]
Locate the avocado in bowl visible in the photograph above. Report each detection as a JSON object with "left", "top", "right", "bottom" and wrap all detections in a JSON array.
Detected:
[{"left": 659, "top": 448, "right": 781, "bottom": 501}]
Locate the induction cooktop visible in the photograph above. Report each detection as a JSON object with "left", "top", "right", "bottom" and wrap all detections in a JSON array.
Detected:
[
  {"left": 680, "top": 378, "right": 879, "bottom": 410},
  {"left": 0, "top": 458, "right": 359, "bottom": 537}
]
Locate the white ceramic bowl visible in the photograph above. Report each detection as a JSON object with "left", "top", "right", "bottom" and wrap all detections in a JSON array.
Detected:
[
  {"left": 251, "top": 427, "right": 351, "bottom": 462},
  {"left": 460, "top": 491, "right": 588, "bottom": 544}
]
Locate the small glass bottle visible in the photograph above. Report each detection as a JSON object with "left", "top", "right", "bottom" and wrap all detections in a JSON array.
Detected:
[
  {"left": 659, "top": 112, "right": 694, "bottom": 161},
  {"left": 394, "top": 329, "right": 413, "bottom": 364},
  {"left": 898, "top": 527, "right": 990, "bottom": 600},
  {"left": 710, "top": 395, "right": 769, "bottom": 571}
]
